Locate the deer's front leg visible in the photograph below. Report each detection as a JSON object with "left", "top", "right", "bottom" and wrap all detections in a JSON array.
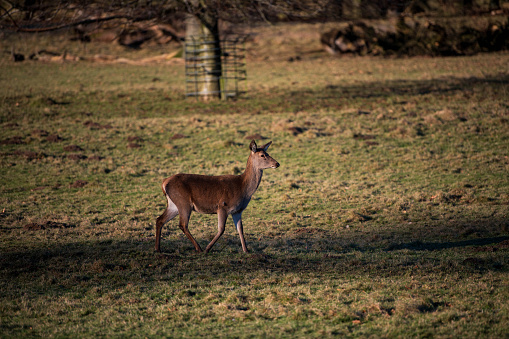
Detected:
[
  {"left": 204, "top": 209, "right": 227, "bottom": 253},
  {"left": 232, "top": 213, "right": 248, "bottom": 253}
]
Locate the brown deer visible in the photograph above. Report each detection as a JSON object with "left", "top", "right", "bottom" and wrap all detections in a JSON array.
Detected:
[{"left": 155, "top": 140, "right": 280, "bottom": 253}]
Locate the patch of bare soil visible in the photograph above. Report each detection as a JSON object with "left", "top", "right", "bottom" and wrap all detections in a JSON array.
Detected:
[
  {"left": 171, "top": 133, "right": 187, "bottom": 140},
  {"left": 288, "top": 127, "right": 306, "bottom": 136},
  {"left": 67, "top": 154, "right": 88, "bottom": 161},
  {"left": 32, "top": 129, "right": 49, "bottom": 137},
  {"left": 63, "top": 145, "right": 84, "bottom": 152},
  {"left": 84, "top": 121, "right": 113, "bottom": 129},
  {"left": 1, "top": 136, "right": 25, "bottom": 145},
  {"left": 12, "top": 150, "right": 45, "bottom": 160},
  {"left": 245, "top": 134, "right": 267, "bottom": 140},
  {"left": 353, "top": 133, "right": 376, "bottom": 140},
  {"left": 294, "top": 227, "right": 326, "bottom": 234},
  {"left": 127, "top": 136, "right": 143, "bottom": 142},
  {"left": 46, "top": 134, "right": 63, "bottom": 142},
  {"left": 69, "top": 180, "right": 88, "bottom": 188},
  {"left": 126, "top": 136, "right": 143, "bottom": 148},
  {"left": 128, "top": 143, "right": 142, "bottom": 148}
]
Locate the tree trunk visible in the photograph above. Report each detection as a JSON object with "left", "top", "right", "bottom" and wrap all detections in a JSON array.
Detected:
[{"left": 186, "top": 14, "right": 222, "bottom": 100}]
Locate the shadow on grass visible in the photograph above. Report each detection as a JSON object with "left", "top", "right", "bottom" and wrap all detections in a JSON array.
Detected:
[
  {"left": 387, "top": 236, "right": 509, "bottom": 251},
  {"left": 311, "top": 74, "right": 509, "bottom": 100},
  {"left": 1, "top": 218, "right": 508, "bottom": 298},
  {"left": 226, "top": 73, "right": 509, "bottom": 116},
  {"left": 6, "top": 71, "right": 508, "bottom": 121}
]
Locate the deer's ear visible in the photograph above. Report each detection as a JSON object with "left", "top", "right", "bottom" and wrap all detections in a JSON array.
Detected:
[
  {"left": 249, "top": 140, "right": 258, "bottom": 153},
  {"left": 262, "top": 141, "right": 272, "bottom": 151}
]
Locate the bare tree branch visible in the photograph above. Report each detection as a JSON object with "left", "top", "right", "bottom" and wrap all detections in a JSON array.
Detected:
[
  {"left": 1, "top": 0, "right": 338, "bottom": 33},
  {"left": 10, "top": 14, "right": 145, "bottom": 32}
]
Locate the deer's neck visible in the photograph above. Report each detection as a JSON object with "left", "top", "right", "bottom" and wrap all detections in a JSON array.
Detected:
[{"left": 241, "top": 156, "right": 263, "bottom": 198}]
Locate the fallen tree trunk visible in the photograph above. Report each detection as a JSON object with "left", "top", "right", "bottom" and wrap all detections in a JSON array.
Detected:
[{"left": 321, "top": 16, "right": 509, "bottom": 57}]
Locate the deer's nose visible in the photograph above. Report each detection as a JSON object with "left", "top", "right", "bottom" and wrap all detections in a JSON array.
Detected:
[{"left": 274, "top": 162, "right": 280, "bottom": 168}]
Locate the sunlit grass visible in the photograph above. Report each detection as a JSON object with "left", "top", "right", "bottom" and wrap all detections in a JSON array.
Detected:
[{"left": 1, "top": 46, "right": 508, "bottom": 337}]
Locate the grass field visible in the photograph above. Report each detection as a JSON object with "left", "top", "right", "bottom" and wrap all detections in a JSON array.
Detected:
[{"left": 1, "top": 32, "right": 508, "bottom": 337}]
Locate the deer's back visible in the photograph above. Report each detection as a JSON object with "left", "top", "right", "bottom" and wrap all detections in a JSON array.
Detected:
[{"left": 164, "top": 173, "right": 246, "bottom": 214}]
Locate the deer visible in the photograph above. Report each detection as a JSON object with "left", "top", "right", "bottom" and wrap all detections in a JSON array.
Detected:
[{"left": 155, "top": 140, "right": 280, "bottom": 253}]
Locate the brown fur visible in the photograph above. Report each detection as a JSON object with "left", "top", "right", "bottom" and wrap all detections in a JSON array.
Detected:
[{"left": 155, "top": 140, "right": 280, "bottom": 253}]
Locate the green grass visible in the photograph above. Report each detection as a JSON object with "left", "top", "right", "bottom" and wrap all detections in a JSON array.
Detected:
[{"left": 1, "top": 42, "right": 508, "bottom": 338}]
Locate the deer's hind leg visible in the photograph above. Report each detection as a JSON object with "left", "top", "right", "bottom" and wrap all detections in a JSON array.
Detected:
[
  {"left": 177, "top": 205, "right": 203, "bottom": 253},
  {"left": 155, "top": 196, "right": 179, "bottom": 252}
]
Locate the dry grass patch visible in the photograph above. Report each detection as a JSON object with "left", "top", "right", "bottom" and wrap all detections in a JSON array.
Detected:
[{"left": 0, "top": 46, "right": 508, "bottom": 337}]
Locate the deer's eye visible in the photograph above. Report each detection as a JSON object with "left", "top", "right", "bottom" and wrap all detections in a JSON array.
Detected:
[{"left": 261, "top": 154, "right": 266, "bottom": 158}]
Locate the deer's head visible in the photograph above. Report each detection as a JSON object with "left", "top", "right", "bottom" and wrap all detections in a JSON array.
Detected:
[{"left": 249, "top": 140, "right": 280, "bottom": 170}]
